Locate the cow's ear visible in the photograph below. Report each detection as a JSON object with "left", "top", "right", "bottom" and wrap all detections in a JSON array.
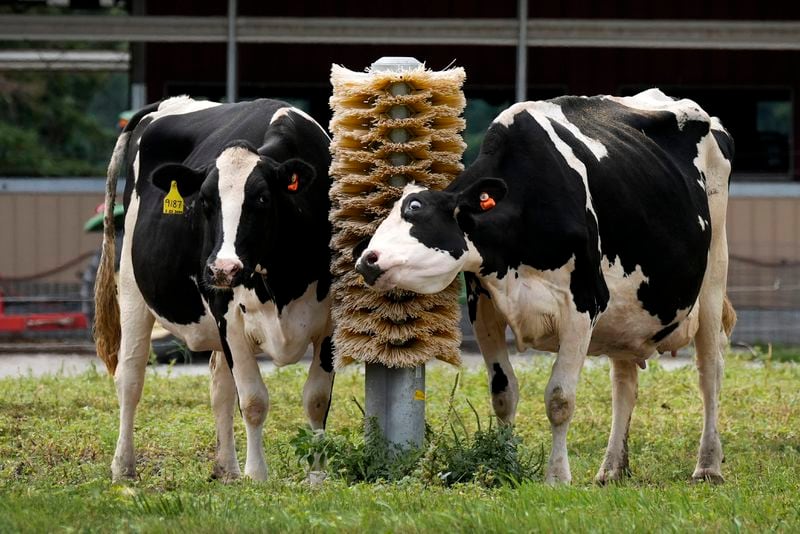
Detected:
[
  {"left": 456, "top": 178, "right": 508, "bottom": 214},
  {"left": 273, "top": 158, "right": 316, "bottom": 194},
  {"left": 151, "top": 163, "right": 207, "bottom": 197}
]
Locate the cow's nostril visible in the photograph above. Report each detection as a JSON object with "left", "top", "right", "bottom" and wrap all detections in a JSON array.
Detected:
[{"left": 356, "top": 251, "right": 383, "bottom": 286}]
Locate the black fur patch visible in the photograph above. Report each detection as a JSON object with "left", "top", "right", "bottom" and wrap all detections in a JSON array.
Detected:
[
  {"left": 465, "top": 273, "right": 490, "bottom": 324},
  {"left": 403, "top": 191, "right": 468, "bottom": 260},
  {"left": 319, "top": 336, "right": 334, "bottom": 373},
  {"left": 652, "top": 322, "right": 679, "bottom": 343},
  {"left": 491, "top": 363, "right": 509, "bottom": 395},
  {"left": 209, "top": 292, "right": 235, "bottom": 370}
]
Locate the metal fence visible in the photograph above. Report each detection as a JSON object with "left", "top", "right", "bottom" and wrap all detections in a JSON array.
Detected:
[
  {"left": 1, "top": 255, "right": 798, "bottom": 349},
  {"left": 728, "top": 253, "right": 800, "bottom": 346}
]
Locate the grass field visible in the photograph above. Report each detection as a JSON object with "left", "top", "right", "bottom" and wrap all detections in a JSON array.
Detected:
[{"left": 1, "top": 352, "right": 798, "bottom": 533}]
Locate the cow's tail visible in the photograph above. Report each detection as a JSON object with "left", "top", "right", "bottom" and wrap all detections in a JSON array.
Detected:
[
  {"left": 94, "top": 102, "right": 161, "bottom": 375},
  {"left": 93, "top": 130, "right": 129, "bottom": 375},
  {"left": 721, "top": 293, "right": 736, "bottom": 338}
]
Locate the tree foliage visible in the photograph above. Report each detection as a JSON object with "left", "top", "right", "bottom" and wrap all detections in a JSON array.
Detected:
[{"left": 0, "top": 71, "right": 127, "bottom": 176}]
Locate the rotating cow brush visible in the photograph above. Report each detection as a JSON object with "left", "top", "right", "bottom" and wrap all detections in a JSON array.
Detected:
[{"left": 329, "top": 60, "right": 466, "bottom": 368}]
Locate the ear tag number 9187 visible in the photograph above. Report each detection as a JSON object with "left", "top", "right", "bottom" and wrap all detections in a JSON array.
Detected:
[{"left": 163, "top": 180, "right": 184, "bottom": 215}]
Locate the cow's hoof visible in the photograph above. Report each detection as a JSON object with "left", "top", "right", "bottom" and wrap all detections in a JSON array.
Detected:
[
  {"left": 545, "top": 475, "right": 571, "bottom": 486},
  {"left": 111, "top": 472, "right": 136, "bottom": 483},
  {"left": 111, "top": 460, "right": 136, "bottom": 483},
  {"left": 210, "top": 463, "right": 241, "bottom": 484},
  {"left": 691, "top": 469, "right": 724, "bottom": 484},
  {"left": 244, "top": 467, "right": 268, "bottom": 481},
  {"left": 594, "top": 466, "right": 630, "bottom": 486}
]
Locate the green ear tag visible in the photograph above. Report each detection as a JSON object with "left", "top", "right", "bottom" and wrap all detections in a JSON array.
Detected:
[{"left": 163, "top": 180, "right": 184, "bottom": 215}]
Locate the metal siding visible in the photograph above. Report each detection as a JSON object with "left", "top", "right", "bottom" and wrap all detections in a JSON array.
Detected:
[
  {"left": 0, "top": 193, "right": 103, "bottom": 283},
  {"left": 728, "top": 196, "right": 800, "bottom": 262}
]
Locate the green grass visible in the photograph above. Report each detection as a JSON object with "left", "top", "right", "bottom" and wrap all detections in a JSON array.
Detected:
[{"left": 1, "top": 354, "right": 799, "bottom": 533}]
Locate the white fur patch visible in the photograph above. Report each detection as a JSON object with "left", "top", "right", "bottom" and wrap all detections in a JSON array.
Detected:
[
  {"left": 152, "top": 96, "right": 221, "bottom": 123},
  {"left": 494, "top": 101, "right": 608, "bottom": 161},
  {"left": 215, "top": 147, "right": 260, "bottom": 262},
  {"left": 476, "top": 254, "right": 697, "bottom": 359},
  {"left": 230, "top": 282, "right": 330, "bottom": 366},
  {"left": 604, "top": 88, "right": 708, "bottom": 131},
  {"left": 479, "top": 261, "right": 575, "bottom": 353},
  {"left": 270, "top": 106, "right": 330, "bottom": 140}
]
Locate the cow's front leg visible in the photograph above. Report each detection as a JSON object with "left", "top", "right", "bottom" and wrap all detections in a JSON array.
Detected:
[
  {"left": 303, "top": 333, "right": 335, "bottom": 430},
  {"left": 209, "top": 350, "right": 241, "bottom": 481},
  {"left": 595, "top": 358, "right": 638, "bottom": 484},
  {"left": 545, "top": 313, "right": 592, "bottom": 484},
  {"left": 471, "top": 285, "right": 518, "bottom": 423},
  {"left": 224, "top": 335, "right": 269, "bottom": 481}
]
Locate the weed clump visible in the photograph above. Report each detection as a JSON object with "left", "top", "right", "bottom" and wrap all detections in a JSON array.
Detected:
[{"left": 291, "top": 375, "right": 542, "bottom": 487}]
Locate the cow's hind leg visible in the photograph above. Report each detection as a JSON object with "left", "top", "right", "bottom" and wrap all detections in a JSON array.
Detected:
[
  {"left": 692, "top": 247, "right": 728, "bottom": 484},
  {"left": 300, "top": 333, "right": 335, "bottom": 483},
  {"left": 209, "top": 350, "right": 241, "bottom": 481},
  {"left": 544, "top": 313, "right": 592, "bottom": 484},
  {"left": 303, "top": 334, "right": 335, "bottom": 431},
  {"left": 472, "top": 288, "right": 518, "bottom": 423},
  {"left": 595, "top": 359, "right": 638, "bottom": 484},
  {"left": 691, "top": 124, "right": 732, "bottom": 484},
  {"left": 111, "top": 282, "right": 155, "bottom": 481}
]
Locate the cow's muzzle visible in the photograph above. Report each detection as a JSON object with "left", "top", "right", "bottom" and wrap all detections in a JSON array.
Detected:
[
  {"left": 355, "top": 250, "right": 383, "bottom": 287},
  {"left": 207, "top": 258, "right": 243, "bottom": 288}
]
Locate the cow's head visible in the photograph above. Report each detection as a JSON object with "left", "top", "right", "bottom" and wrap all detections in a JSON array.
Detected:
[
  {"left": 355, "top": 179, "right": 507, "bottom": 293},
  {"left": 151, "top": 140, "right": 317, "bottom": 290}
]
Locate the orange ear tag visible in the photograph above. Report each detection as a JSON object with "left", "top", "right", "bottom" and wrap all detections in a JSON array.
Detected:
[
  {"left": 479, "top": 192, "right": 496, "bottom": 211},
  {"left": 287, "top": 173, "right": 299, "bottom": 192}
]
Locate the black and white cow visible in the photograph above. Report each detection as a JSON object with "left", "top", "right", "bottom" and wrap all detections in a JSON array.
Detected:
[
  {"left": 356, "top": 89, "right": 736, "bottom": 484},
  {"left": 94, "top": 96, "right": 334, "bottom": 481}
]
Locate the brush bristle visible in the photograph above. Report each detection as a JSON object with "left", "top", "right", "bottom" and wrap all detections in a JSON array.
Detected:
[{"left": 329, "top": 64, "right": 467, "bottom": 368}]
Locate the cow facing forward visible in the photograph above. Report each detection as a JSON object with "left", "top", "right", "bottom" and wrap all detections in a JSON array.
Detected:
[
  {"left": 94, "top": 97, "right": 334, "bottom": 481},
  {"left": 356, "top": 89, "right": 736, "bottom": 484}
]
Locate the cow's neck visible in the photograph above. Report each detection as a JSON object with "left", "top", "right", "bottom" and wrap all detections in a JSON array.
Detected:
[{"left": 257, "top": 209, "right": 330, "bottom": 311}]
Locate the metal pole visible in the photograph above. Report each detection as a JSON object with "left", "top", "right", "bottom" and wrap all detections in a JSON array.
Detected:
[
  {"left": 365, "top": 56, "right": 426, "bottom": 451},
  {"left": 129, "top": 0, "right": 146, "bottom": 110},
  {"left": 515, "top": 0, "right": 528, "bottom": 103},
  {"left": 226, "top": 0, "right": 238, "bottom": 103}
]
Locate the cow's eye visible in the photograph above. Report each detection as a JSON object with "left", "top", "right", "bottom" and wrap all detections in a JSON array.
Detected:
[
  {"left": 408, "top": 199, "right": 422, "bottom": 211},
  {"left": 257, "top": 194, "right": 268, "bottom": 205}
]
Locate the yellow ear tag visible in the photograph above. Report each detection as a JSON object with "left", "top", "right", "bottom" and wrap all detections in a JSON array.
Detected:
[
  {"left": 163, "top": 180, "right": 184, "bottom": 215},
  {"left": 414, "top": 389, "right": 426, "bottom": 401}
]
